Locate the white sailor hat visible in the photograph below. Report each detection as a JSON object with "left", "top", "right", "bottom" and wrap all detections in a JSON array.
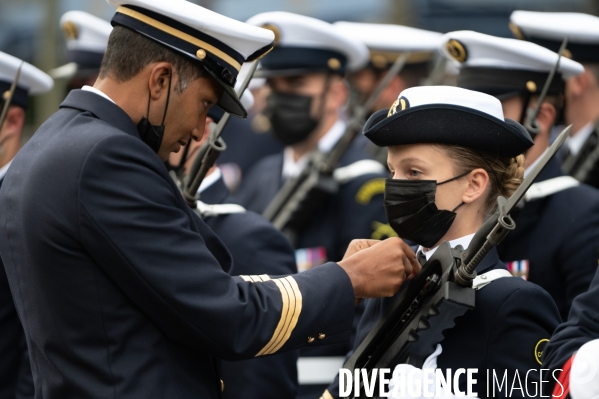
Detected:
[
  {"left": 0, "top": 51, "right": 54, "bottom": 110},
  {"left": 106, "top": 0, "right": 275, "bottom": 118},
  {"left": 333, "top": 22, "right": 442, "bottom": 70},
  {"left": 246, "top": 12, "right": 369, "bottom": 77},
  {"left": 363, "top": 86, "right": 533, "bottom": 157},
  {"left": 510, "top": 11, "right": 599, "bottom": 63},
  {"left": 62, "top": 11, "right": 112, "bottom": 71},
  {"left": 440, "top": 31, "right": 584, "bottom": 98}
]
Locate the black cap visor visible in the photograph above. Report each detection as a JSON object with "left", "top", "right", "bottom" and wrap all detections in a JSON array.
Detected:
[{"left": 363, "top": 104, "right": 533, "bottom": 158}]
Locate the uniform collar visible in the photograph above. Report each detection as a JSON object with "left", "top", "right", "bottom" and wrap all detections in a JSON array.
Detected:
[
  {"left": 0, "top": 159, "right": 12, "bottom": 182},
  {"left": 198, "top": 172, "right": 230, "bottom": 205},
  {"left": 417, "top": 233, "right": 500, "bottom": 274},
  {"left": 60, "top": 89, "right": 140, "bottom": 140},
  {"left": 418, "top": 233, "right": 475, "bottom": 262},
  {"left": 282, "top": 118, "right": 346, "bottom": 179},
  {"left": 567, "top": 121, "right": 595, "bottom": 156},
  {"left": 81, "top": 85, "right": 116, "bottom": 104},
  {"left": 198, "top": 168, "right": 222, "bottom": 194}
]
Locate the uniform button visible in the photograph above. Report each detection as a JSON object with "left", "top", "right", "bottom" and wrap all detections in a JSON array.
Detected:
[
  {"left": 318, "top": 333, "right": 326, "bottom": 340},
  {"left": 307, "top": 336, "right": 315, "bottom": 343},
  {"left": 220, "top": 379, "right": 224, "bottom": 392}
]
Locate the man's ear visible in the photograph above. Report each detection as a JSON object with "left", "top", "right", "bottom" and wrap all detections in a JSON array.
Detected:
[
  {"left": 536, "top": 102, "right": 557, "bottom": 137},
  {"left": 148, "top": 62, "right": 173, "bottom": 100},
  {"left": 462, "top": 168, "right": 489, "bottom": 205},
  {"left": 326, "top": 76, "right": 349, "bottom": 110},
  {"left": 1, "top": 106, "right": 25, "bottom": 138},
  {"left": 567, "top": 71, "right": 588, "bottom": 99}
]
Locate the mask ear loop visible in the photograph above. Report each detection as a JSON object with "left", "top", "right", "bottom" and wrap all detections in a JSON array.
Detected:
[
  {"left": 437, "top": 170, "right": 472, "bottom": 185},
  {"left": 160, "top": 72, "right": 173, "bottom": 127}
]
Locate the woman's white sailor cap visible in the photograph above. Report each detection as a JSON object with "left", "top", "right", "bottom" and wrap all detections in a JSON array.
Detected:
[
  {"left": 440, "top": 30, "right": 584, "bottom": 98},
  {"left": 509, "top": 11, "right": 599, "bottom": 63},
  {"left": 246, "top": 11, "right": 369, "bottom": 77},
  {"left": 333, "top": 22, "right": 443, "bottom": 70},
  {"left": 363, "top": 85, "right": 533, "bottom": 158},
  {"left": 106, "top": 0, "right": 276, "bottom": 118},
  {"left": 0, "top": 51, "right": 54, "bottom": 110}
]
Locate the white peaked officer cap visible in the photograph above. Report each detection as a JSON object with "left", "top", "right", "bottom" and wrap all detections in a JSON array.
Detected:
[
  {"left": 440, "top": 31, "right": 584, "bottom": 98},
  {"left": 0, "top": 51, "right": 54, "bottom": 110},
  {"left": 246, "top": 11, "right": 369, "bottom": 77},
  {"left": 333, "top": 22, "right": 443, "bottom": 70},
  {"left": 106, "top": 0, "right": 276, "bottom": 118},
  {"left": 362, "top": 86, "right": 533, "bottom": 158},
  {"left": 50, "top": 11, "right": 113, "bottom": 79},
  {"left": 510, "top": 11, "right": 599, "bottom": 63}
]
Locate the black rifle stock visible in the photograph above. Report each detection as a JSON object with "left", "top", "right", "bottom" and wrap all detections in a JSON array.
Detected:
[
  {"left": 341, "top": 125, "right": 571, "bottom": 399},
  {"left": 182, "top": 61, "right": 258, "bottom": 208},
  {"left": 263, "top": 53, "right": 410, "bottom": 242}
]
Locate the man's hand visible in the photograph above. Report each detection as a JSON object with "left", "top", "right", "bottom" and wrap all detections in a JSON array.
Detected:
[{"left": 338, "top": 238, "right": 420, "bottom": 299}]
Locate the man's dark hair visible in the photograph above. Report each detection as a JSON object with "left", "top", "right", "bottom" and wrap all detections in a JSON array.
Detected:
[{"left": 99, "top": 26, "right": 210, "bottom": 93}]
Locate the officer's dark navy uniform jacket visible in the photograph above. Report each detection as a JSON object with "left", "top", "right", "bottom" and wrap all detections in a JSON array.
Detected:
[
  {"left": 0, "top": 178, "right": 34, "bottom": 399},
  {"left": 544, "top": 267, "right": 599, "bottom": 384},
  {"left": 0, "top": 90, "right": 357, "bottom": 399},
  {"left": 326, "top": 248, "right": 561, "bottom": 399},
  {"left": 200, "top": 176, "right": 299, "bottom": 399},
  {"left": 497, "top": 158, "right": 599, "bottom": 320}
]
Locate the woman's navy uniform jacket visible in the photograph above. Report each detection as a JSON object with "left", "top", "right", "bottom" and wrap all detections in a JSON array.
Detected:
[
  {"left": 544, "top": 267, "right": 599, "bottom": 383},
  {"left": 200, "top": 176, "right": 299, "bottom": 399},
  {"left": 325, "top": 248, "right": 562, "bottom": 399},
  {"left": 498, "top": 158, "right": 599, "bottom": 320},
  {"left": 0, "top": 90, "right": 357, "bottom": 399}
]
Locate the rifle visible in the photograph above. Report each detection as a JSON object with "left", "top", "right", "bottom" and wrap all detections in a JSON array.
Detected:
[
  {"left": 182, "top": 61, "right": 259, "bottom": 208},
  {"left": 341, "top": 125, "right": 571, "bottom": 399},
  {"left": 262, "top": 53, "right": 410, "bottom": 243},
  {"left": 523, "top": 37, "right": 568, "bottom": 136}
]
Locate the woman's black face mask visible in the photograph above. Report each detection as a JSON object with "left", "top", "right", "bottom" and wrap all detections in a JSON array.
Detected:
[{"left": 384, "top": 171, "right": 470, "bottom": 248}]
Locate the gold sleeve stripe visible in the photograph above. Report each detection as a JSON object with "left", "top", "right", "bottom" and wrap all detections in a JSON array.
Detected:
[
  {"left": 256, "top": 278, "right": 291, "bottom": 356},
  {"left": 116, "top": 6, "right": 241, "bottom": 71},
  {"left": 321, "top": 390, "right": 334, "bottom": 399},
  {"left": 255, "top": 276, "right": 303, "bottom": 356},
  {"left": 240, "top": 275, "right": 272, "bottom": 282},
  {"left": 269, "top": 277, "right": 302, "bottom": 354}
]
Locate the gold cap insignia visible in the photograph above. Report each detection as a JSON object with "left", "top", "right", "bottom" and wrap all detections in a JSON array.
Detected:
[
  {"left": 526, "top": 80, "right": 537, "bottom": 93},
  {"left": 534, "top": 339, "right": 549, "bottom": 365},
  {"left": 388, "top": 96, "right": 410, "bottom": 117},
  {"left": 62, "top": 21, "right": 79, "bottom": 40},
  {"left": 2, "top": 90, "right": 10, "bottom": 101},
  {"left": 328, "top": 58, "right": 341, "bottom": 71},
  {"left": 509, "top": 22, "right": 525, "bottom": 40},
  {"left": 562, "top": 48, "right": 573, "bottom": 59},
  {"left": 196, "top": 48, "right": 207, "bottom": 60},
  {"left": 261, "top": 23, "right": 281, "bottom": 47},
  {"left": 446, "top": 39, "right": 468, "bottom": 63},
  {"left": 371, "top": 54, "right": 388, "bottom": 70}
]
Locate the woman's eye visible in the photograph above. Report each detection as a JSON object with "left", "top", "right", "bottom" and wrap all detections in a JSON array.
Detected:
[{"left": 408, "top": 169, "right": 422, "bottom": 178}]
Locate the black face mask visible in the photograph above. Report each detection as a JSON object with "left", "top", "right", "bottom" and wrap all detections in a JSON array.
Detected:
[
  {"left": 262, "top": 91, "right": 320, "bottom": 146},
  {"left": 137, "top": 74, "right": 172, "bottom": 153},
  {"left": 384, "top": 172, "right": 470, "bottom": 248}
]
